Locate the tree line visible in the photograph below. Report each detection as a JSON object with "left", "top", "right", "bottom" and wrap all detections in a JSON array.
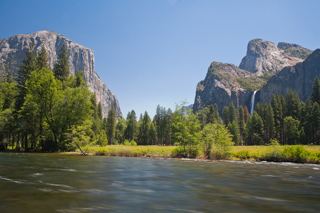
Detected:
[
  {"left": 1, "top": 43, "right": 319, "bottom": 155},
  {"left": 0, "top": 43, "right": 115, "bottom": 153}
]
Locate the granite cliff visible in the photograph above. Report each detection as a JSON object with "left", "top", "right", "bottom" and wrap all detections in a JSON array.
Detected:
[
  {"left": 0, "top": 30, "right": 122, "bottom": 117},
  {"left": 256, "top": 49, "right": 320, "bottom": 104},
  {"left": 193, "top": 39, "right": 314, "bottom": 113},
  {"left": 239, "top": 39, "right": 306, "bottom": 76}
]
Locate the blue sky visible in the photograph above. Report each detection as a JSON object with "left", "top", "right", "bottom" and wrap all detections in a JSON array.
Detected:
[{"left": 1, "top": 0, "right": 319, "bottom": 118}]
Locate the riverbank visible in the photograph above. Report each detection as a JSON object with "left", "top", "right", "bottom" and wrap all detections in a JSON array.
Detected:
[{"left": 74, "top": 145, "right": 320, "bottom": 164}]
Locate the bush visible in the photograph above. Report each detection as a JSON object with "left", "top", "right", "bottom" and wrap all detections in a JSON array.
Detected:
[
  {"left": 95, "top": 147, "right": 109, "bottom": 155},
  {"left": 123, "top": 140, "right": 137, "bottom": 146}
]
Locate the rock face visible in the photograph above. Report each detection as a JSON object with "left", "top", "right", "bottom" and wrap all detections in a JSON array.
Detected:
[
  {"left": 193, "top": 62, "right": 256, "bottom": 113},
  {"left": 257, "top": 49, "right": 320, "bottom": 104},
  {"left": 193, "top": 38, "right": 314, "bottom": 114},
  {"left": 0, "top": 30, "right": 122, "bottom": 117},
  {"left": 239, "top": 39, "right": 304, "bottom": 76}
]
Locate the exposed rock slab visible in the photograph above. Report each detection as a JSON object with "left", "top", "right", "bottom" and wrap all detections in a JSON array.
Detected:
[
  {"left": 257, "top": 49, "right": 320, "bottom": 104},
  {"left": 239, "top": 39, "right": 304, "bottom": 76},
  {"left": 193, "top": 62, "right": 256, "bottom": 113},
  {"left": 0, "top": 30, "right": 122, "bottom": 117}
]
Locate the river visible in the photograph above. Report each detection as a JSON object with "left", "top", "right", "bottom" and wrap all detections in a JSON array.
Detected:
[{"left": 0, "top": 153, "right": 320, "bottom": 212}]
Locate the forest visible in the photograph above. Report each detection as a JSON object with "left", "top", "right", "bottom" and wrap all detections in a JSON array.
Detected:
[{"left": 1, "top": 43, "right": 320, "bottom": 158}]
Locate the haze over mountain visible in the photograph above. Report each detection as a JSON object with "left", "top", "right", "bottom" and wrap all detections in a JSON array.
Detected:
[{"left": 0, "top": 30, "right": 122, "bottom": 117}]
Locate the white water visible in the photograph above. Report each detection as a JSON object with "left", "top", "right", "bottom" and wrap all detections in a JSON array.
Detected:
[{"left": 251, "top": 91, "right": 257, "bottom": 115}]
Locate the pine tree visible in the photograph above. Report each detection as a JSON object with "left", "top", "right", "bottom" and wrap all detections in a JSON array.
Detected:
[
  {"left": 106, "top": 105, "right": 116, "bottom": 144},
  {"left": 265, "top": 104, "right": 275, "bottom": 143},
  {"left": 311, "top": 76, "right": 320, "bottom": 105},
  {"left": 243, "top": 105, "right": 250, "bottom": 122},
  {"left": 285, "top": 89, "right": 301, "bottom": 121},
  {"left": 124, "top": 110, "right": 137, "bottom": 141},
  {"left": 36, "top": 45, "right": 49, "bottom": 70},
  {"left": 97, "top": 102, "right": 103, "bottom": 120},
  {"left": 228, "top": 120, "right": 241, "bottom": 145},
  {"left": 206, "top": 105, "right": 215, "bottom": 124},
  {"left": 228, "top": 102, "right": 236, "bottom": 123},
  {"left": 238, "top": 106, "right": 245, "bottom": 143},
  {"left": 14, "top": 43, "right": 37, "bottom": 150},
  {"left": 53, "top": 44, "right": 69, "bottom": 81},
  {"left": 222, "top": 106, "right": 229, "bottom": 126}
]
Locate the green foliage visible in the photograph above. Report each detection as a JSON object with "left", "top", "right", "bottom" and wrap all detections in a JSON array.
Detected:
[
  {"left": 97, "top": 130, "right": 108, "bottom": 146},
  {"left": 96, "top": 147, "right": 109, "bottom": 155},
  {"left": 172, "top": 102, "right": 200, "bottom": 156},
  {"left": 123, "top": 139, "right": 137, "bottom": 146},
  {"left": 236, "top": 77, "right": 266, "bottom": 91},
  {"left": 66, "top": 120, "right": 94, "bottom": 155},
  {"left": 53, "top": 44, "right": 69, "bottom": 82},
  {"left": 106, "top": 105, "right": 116, "bottom": 144}
]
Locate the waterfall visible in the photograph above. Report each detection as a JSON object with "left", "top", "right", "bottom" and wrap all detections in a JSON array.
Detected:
[{"left": 250, "top": 91, "right": 257, "bottom": 115}]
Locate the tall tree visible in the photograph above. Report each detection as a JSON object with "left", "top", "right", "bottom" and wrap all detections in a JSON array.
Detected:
[
  {"left": 53, "top": 44, "right": 69, "bottom": 81},
  {"left": 228, "top": 102, "right": 236, "bottom": 123},
  {"left": 311, "top": 76, "right": 320, "bottom": 105},
  {"left": 106, "top": 105, "right": 116, "bottom": 144},
  {"left": 36, "top": 45, "right": 49, "bottom": 70},
  {"left": 125, "top": 110, "right": 137, "bottom": 141},
  {"left": 222, "top": 106, "right": 229, "bottom": 126}
]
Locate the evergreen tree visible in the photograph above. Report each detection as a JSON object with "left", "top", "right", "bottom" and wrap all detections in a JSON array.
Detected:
[
  {"left": 15, "top": 43, "right": 37, "bottom": 112},
  {"left": 311, "top": 76, "right": 320, "bottom": 105},
  {"left": 245, "top": 111, "right": 264, "bottom": 145},
  {"left": 213, "top": 104, "right": 220, "bottom": 123},
  {"left": 222, "top": 106, "right": 229, "bottom": 126},
  {"left": 53, "top": 44, "right": 69, "bottom": 81},
  {"left": 206, "top": 105, "right": 215, "bottom": 124},
  {"left": 238, "top": 106, "right": 245, "bottom": 143},
  {"left": 265, "top": 104, "right": 275, "bottom": 143},
  {"left": 285, "top": 89, "right": 301, "bottom": 121},
  {"left": 36, "top": 45, "right": 49, "bottom": 70},
  {"left": 97, "top": 102, "right": 103, "bottom": 120},
  {"left": 243, "top": 105, "right": 250, "bottom": 122},
  {"left": 106, "top": 105, "right": 116, "bottom": 144},
  {"left": 228, "top": 102, "right": 236, "bottom": 123},
  {"left": 228, "top": 120, "right": 241, "bottom": 145},
  {"left": 115, "top": 117, "right": 126, "bottom": 144},
  {"left": 148, "top": 122, "right": 157, "bottom": 145},
  {"left": 138, "top": 111, "right": 151, "bottom": 145},
  {"left": 311, "top": 102, "right": 320, "bottom": 143},
  {"left": 284, "top": 116, "right": 300, "bottom": 145},
  {"left": 124, "top": 110, "right": 137, "bottom": 141}
]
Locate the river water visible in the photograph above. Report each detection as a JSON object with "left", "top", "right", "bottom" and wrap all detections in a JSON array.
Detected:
[{"left": 0, "top": 153, "right": 320, "bottom": 212}]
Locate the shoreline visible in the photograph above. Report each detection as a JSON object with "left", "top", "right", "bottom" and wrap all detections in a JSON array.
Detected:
[{"left": 1, "top": 144, "right": 320, "bottom": 164}]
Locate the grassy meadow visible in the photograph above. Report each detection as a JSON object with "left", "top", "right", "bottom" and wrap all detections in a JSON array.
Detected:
[{"left": 74, "top": 145, "right": 320, "bottom": 164}]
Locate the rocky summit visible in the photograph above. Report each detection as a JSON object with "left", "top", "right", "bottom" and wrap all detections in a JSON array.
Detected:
[
  {"left": 0, "top": 30, "right": 122, "bottom": 118},
  {"left": 239, "top": 39, "right": 306, "bottom": 76},
  {"left": 193, "top": 38, "right": 315, "bottom": 113}
]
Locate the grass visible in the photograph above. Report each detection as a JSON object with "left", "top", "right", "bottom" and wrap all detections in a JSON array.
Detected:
[
  {"left": 77, "top": 145, "right": 177, "bottom": 158},
  {"left": 73, "top": 145, "right": 320, "bottom": 164},
  {"left": 230, "top": 145, "right": 320, "bottom": 163}
]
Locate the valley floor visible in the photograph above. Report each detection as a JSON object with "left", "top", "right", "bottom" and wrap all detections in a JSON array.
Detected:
[{"left": 73, "top": 145, "right": 320, "bottom": 164}]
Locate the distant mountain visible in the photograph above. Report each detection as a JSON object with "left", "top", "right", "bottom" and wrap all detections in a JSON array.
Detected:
[
  {"left": 193, "top": 38, "right": 315, "bottom": 113},
  {"left": 257, "top": 49, "right": 320, "bottom": 104},
  {"left": 0, "top": 30, "right": 122, "bottom": 117}
]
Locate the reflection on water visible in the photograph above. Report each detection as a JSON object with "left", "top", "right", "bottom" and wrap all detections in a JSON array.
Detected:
[{"left": 0, "top": 153, "right": 320, "bottom": 212}]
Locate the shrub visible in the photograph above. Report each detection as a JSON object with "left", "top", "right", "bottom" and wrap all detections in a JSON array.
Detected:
[{"left": 95, "top": 147, "right": 109, "bottom": 155}]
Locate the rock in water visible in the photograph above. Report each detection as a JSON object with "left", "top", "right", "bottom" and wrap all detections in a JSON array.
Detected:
[{"left": 0, "top": 30, "right": 122, "bottom": 117}]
